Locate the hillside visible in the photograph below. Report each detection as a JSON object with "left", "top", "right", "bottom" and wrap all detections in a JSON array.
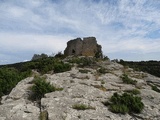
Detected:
[
  {"left": 119, "top": 60, "right": 160, "bottom": 77},
  {"left": 0, "top": 56, "right": 160, "bottom": 120}
]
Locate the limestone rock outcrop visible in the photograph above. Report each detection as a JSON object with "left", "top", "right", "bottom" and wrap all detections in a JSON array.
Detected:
[
  {"left": 1, "top": 58, "right": 160, "bottom": 120},
  {"left": 0, "top": 77, "right": 40, "bottom": 120},
  {"left": 64, "top": 37, "right": 102, "bottom": 58}
]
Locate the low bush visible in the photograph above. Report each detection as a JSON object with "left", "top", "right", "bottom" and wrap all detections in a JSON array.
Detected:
[
  {"left": 54, "top": 51, "right": 66, "bottom": 59},
  {"left": 72, "top": 104, "right": 95, "bottom": 110},
  {"left": 30, "top": 77, "right": 63, "bottom": 101},
  {"left": 121, "top": 74, "right": 137, "bottom": 85},
  {"left": 21, "top": 57, "right": 71, "bottom": 74},
  {"left": 124, "top": 89, "right": 141, "bottom": 95},
  {"left": 110, "top": 104, "right": 129, "bottom": 114},
  {"left": 68, "top": 57, "right": 95, "bottom": 67},
  {"left": 98, "top": 67, "right": 106, "bottom": 74},
  {"left": 54, "top": 62, "right": 71, "bottom": 73},
  {"left": 103, "top": 92, "right": 144, "bottom": 114},
  {"left": 151, "top": 85, "right": 160, "bottom": 93}
]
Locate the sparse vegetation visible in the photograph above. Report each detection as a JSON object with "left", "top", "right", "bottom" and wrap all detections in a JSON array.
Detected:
[
  {"left": 151, "top": 85, "right": 160, "bottom": 93},
  {"left": 72, "top": 104, "right": 95, "bottom": 110},
  {"left": 54, "top": 62, "right": 71, "bottom": 73},
  {"left": 124, "top": 89, "right": 141, "bottom": 95},
  {"left": 0, "top": 54, "right": 71, "bottom": 100},
  {"left": 54, "top": 51, "right": 66, "bottom": 59},
  {"left": 68, "top": 57, "right": 95, "bottom": 67},
  {"left": 21, "top": 57, "right": 71, "bottom": 74},
  {"left": 39, "top": 110, "right": 48, "bottom": 120},
  {"left": 102, "top": 55, "right": 109, "bottom": 61},
  {"left": 29, "top": 77, "right": 63, "bottom": 101},
  {"left": 98, "top": 67, "right": 106, "bottom": 74},
  {"left": 92, "top": 85, "right": 107, "bottom": 91},
  {"left": 79, "top": 69, "right": 90, "bottom": 73},
  {"left": 103, "top": 92, "right": 144, "bottom": 114},
  {"left": 101, "top": 80, "right": 105, "bottom": 84},
  {"left": 121, "top": 74, "right": 137, "bottom": 85}
]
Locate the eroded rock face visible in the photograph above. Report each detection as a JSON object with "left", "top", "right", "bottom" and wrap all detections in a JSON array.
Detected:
[
  {"left": 1, "top": 59, "right": 160, "bottom": 120},
  {"left": 64, "top": 37, "right": 102, "bottom": 58}
]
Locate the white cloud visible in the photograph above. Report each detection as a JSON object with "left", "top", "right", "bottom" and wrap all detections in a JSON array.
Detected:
[
  {"left": 0, "top": 0, "right": 160, "bottom": 64},
  {"left": 0, "top": 33, "right": 73, "bottom": 53}
]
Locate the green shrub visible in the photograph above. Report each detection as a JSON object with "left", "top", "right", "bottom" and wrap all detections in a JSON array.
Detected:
[
  {"left": 77, "top": 58, "right": 93, "bottom": 67},
  {"left": 104, "top": 92, "right": 144, "bottom": 114},
  {"left": 125, "top": 89, "right": 141, "bottom": 95},
  {"left": 110, "top": 104, "right": 129, "bottom": 114},
  {"left": 21, "top": 57, "right": 71, "bottom": 74},
  {"left": 121, "top": 74, "right": 137, "bottom": 85},
  {"left": 54, "top": 62, "right": 71, "bottom": 73},
  {"left": 0, "top": 67, "right": 31, "bottom": 98},
  {"left": 72, "top": 104, "right": 95, "bottom": 110},
  {"left": 98, "top": 67, "right": 106, "bottom": 74},
  {"left": 68, "top": 57, "right": 95, "bottom": 67},
  {"left": 151, "top": 85, "right": 160, "bottom": 93},
  {"left": 67, "top": 57, "right": 81, "bottom": 64},
  {"left": 103, "top": 55, "right": 109, "bottom": 61},
  {"left": 30, "top": 77, "right": 63, "bottom": 101}
]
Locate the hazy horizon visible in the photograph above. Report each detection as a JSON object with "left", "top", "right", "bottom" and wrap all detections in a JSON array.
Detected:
[{"left": 1, "top": 0, "right": 160, "bottom": 65}]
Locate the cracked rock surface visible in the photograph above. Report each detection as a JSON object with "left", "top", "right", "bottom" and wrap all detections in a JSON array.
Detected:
[{"left": 0, "top": 61, "right": 160, "bottom": 120}]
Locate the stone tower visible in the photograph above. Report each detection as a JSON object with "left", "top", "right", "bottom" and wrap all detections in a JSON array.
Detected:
[{"left": 64, "top": 37, "right": 102, "bottom": 58}]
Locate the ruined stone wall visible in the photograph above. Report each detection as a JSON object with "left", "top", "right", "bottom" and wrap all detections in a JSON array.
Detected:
[
  {"left": 64, "top": 38, "right": 83, "bottom": 56},
  {"left": 64, "top": 37, "right": 102, "bottom": 58}
]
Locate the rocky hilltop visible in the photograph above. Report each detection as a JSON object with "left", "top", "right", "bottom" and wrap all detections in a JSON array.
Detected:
[
  {"left": 0, "top": 57, "right": 160, "bottom": 120},
  {"left": 64, "top": 37, "right": 102, "bottom": 58}
]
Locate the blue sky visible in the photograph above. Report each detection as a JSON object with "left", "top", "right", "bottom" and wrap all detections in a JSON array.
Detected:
[{"left": 0, "top": 0, "right": 160, "bottom": 65}]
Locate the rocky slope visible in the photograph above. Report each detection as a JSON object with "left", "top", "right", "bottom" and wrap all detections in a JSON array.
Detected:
[{"left": 0, "top": 59, "right": 160, "bottom": 120}]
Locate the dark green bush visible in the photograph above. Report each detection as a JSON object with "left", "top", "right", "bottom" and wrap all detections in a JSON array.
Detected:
[
  {"left": 54, "top": 51, "right": 66, "bottom": 59},
  {"left": 103, "top": 55, "right": 109, "bottom": 61},
  {"left": 0, "top": 67, "right": 31, "bottom": 98},
  {"left": 151, "top": 85, "right": 160, "bottom": 93},
  {"left": 54, "top": 62, "right": 71, "bottom": 73},
  {"left": 103, "top": 92, "right": 144, "bottom": 114},
  {"left": 110, "top": 104, "right": 129, "bottom": 114},
  {"left": 21, "top": 57, "right": 71, "bottom": 74},
  {"left": 98, "top": 67, "right": 106, "bottom": 74},
  {"left": 30, "top": 77, "right": 63, "bottom": 101},
  {"left": 121, "top": 74, "right": 137, "bottom": 85}
]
